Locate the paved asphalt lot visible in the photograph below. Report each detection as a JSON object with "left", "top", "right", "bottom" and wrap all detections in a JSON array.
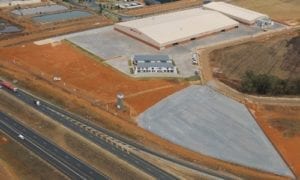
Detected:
[
  {"left": 3, "top": 88, "right": 178, "bottom": 180},
  {"left": 0, "top": 112, "right": 108, "bottom": 180},
  {"left": 35, "top": 10, "right": 286, "bottom": 77},
  {"left": 138, "top": 85, "right": 293, "bottom": 178}
]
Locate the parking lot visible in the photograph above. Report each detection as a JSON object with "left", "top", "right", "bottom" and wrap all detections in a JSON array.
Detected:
[{"left": 36, "top": 15, "right": 286, "bottom": 77}]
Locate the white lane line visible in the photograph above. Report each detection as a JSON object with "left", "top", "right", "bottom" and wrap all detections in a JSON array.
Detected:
[{"left": 0, "top": 120, "right": 86, "bottom": 179}]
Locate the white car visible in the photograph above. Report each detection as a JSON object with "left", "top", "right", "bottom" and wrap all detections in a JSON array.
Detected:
[
  {"left": 192, "top": 53, "right": 198, "bottom": 65},
  {"left": 18, "top": 134, "right": 25, "bottom": 140},
  {"left": 34, "top": 100, "right": 41, "bottom": 106}
]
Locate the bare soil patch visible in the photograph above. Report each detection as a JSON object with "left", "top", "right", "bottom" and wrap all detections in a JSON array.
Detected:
[
  {"left": 0, "top": 42, "right": 186, "bottom": 116},
  {"left": 0, "top": 42, "right": 290, "bottom": 179},
  {"left": 231, "top": 0, "right": 300, "bottom": 26},
  {"left": 0, "top": 159, "right": 17, "bottom": 180},
  {"left": 210, "top": 31, "right": 300, "bottom": 89},
  {"left": 248, "top": 103, "right": 300, "bottom": 178},
  {"left": 269, "top": 119, "right": 300, "bottom": 138}
]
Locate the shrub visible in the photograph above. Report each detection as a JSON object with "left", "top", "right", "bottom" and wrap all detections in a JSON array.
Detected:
[{"left": 241, "top": 70, "right": 300, "bottom": 95}]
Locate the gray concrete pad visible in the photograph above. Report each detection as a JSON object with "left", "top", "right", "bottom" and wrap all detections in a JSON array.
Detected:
[
  {"left": 32, "top": 10, "right": 92, "bottom": 23},
  {"left": 137, "top": 85, "right": 293, "bottom": 177},
  {"left": 0, "top": 19, "right": 21, "bottom": 33},
  {"left": 35, "top": 7, "right": 286, "bottom": 77},
  {"left": 66, "top": 26, "right": 198, "bottom": 77},
  {"left": 105, "top": 56, "right": 132, "bottom": 75},
  {"left": 11, "top": 4, "right": 68, "bottom": 16},
  {"left": 64, "top": 21, "right": 285, "bottom": 77}
]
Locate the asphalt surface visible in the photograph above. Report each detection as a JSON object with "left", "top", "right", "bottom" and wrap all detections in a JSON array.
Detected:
[
  {"left": 0, "top": 112, "right": 108, "bottom": 180},
  {"left": 1, "top": 83, "right": 241, "bottom": 179},
  {"left": 3, "top": 88, "right": 178, "bottom": 180}
]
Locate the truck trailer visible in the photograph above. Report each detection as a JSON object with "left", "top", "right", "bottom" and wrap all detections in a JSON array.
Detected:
[{"left": 0, "top": 81, "right": 18, "bottom": 92}]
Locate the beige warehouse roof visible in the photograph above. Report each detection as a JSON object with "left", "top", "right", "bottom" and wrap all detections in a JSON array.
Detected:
[
  {"left": 0, "top": 0, "right": 41, "bottom": 7},
  {"left": 115, "top": 8, "right": 239, "bottom": 48},
  {"left": 203, "top": 2, "right": 268, "bottom": 24}
]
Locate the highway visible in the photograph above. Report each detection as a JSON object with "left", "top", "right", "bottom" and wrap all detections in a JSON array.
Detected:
[
  {"left": 3, "top": 88, "right": 178, "bottom": 180},
  {"left": 1, "top": 85, "right": 237, "bottom": 179},
  {"left": 0, "top": 112, "right": 108, "bottom": 180}
]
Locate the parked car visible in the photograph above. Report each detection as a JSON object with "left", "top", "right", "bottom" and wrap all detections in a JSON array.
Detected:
[{"left": 192, "top": 53, "right": 198, "bottom": 65}]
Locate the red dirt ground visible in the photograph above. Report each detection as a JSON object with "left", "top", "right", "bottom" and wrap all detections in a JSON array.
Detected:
[
  {"left": 247, "top": 103, "right": 300, "bottom": 178},
  {"left": 0, "top": 42, "right": 187, "bottom": 116},
  {"left": 0, "top": 42, "right": 291, "bottom": 179}
]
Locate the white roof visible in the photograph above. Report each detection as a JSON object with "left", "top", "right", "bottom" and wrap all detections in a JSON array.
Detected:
[
  {"left": 116, "top": 8, "right": 239, "bottom": 46},
  {"left": 0, "top": 0, "right": 41, "bottom": 7},
  {"left": 203, "top": 2, "right": 268, "bottom": 24}
]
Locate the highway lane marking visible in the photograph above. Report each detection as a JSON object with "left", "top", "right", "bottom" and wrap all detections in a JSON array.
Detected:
[
  {"left": 15, "top": 93, "right": 177, "bottom": 179},
  {"left": 0, "top": 112, "right": 108, "bottom": 180},
  {"left": 0, "top": 119, "right": 86, "bottom": 180},
  {"left": 17, "top": 89, "right": 230, "bottom": 179}
]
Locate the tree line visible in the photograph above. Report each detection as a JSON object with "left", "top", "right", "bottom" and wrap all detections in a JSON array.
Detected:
[{"left": 241, "top": 71, "right": 300, "bottom": 95}]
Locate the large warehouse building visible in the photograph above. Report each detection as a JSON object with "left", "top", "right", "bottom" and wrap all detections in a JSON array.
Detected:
[
  {"left": 203, "top": 2, "right": 269, "bottom": 25},
  {"left": 0, "top": 0, "right": 41, "bottom": 7},
  {"left": 114, "top": 9, "right": 239, "bottom": 49}
]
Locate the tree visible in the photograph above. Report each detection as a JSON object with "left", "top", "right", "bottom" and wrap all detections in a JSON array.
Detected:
[
  {"left": 241, "top": 71, "right": 256, "bottom": 93},
  {"left": 272, "top": 79, "right": 287, "bottom": 95},
  {"left": 296, "top": 80, "right": 300, "bottom": 94},
  {"left": 254, "top": 74, "right": 272, "bottom": 94},
  {"left": 240, "top": 71, "right": 300, "bottom": 95},
  {"left": 99, "top": 4, "right": 103, "bottom": 13}
]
